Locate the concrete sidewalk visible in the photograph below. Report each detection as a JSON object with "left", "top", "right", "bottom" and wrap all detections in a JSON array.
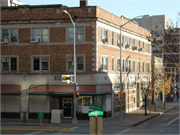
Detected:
[{"left": 1, "top": 101, "right": 179, "bottom": 132}]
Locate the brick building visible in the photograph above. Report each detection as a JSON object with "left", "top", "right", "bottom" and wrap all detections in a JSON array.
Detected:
[{"left": 1, "top": 0, "right": 152, "bottom": 120}]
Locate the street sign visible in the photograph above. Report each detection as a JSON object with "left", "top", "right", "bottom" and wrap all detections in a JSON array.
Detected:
[
  {"left": 89, "top": 104, "right": 103, "bottom": 111},
  {"left": 38, "top": 112, "right": 43, "bottom": 119},
  {"left": 76, "top": 83, "right": 79, "bottom": 92},
  {"left": 88, "top": 110, "right": 103, "bottom": 116}
]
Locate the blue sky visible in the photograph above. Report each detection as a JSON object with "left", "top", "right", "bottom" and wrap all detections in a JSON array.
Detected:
[{"left": 21, "top": 0, "right": 180, "bottom": 27}]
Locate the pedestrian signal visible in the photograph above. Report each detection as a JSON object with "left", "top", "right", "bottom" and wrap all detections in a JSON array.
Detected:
[
  {"left": 76, "top": 92, "right": 80, "bottom": 98},
  {"left": 61, "top": 75, "right": 72, "bottom": 83}
]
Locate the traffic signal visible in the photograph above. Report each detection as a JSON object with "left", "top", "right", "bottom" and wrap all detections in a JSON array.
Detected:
[
  {"left": 61, "top": 75, "right": 71, "bottom": 83},
  {"left": 76, "top": 92, "right": 80, "bottom": 98}
]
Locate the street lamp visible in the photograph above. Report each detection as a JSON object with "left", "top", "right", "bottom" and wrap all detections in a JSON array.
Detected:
[
  {"left": 62, "top": 10, "right": 77, "bottom": 123},
  {"left": 119, "top": 15, "right": 149, "bottom": 121}
]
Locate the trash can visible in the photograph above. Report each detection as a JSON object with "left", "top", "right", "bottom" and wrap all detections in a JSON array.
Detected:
[{"left": 51, "top": 109, "right": 61, "bottom": 123}]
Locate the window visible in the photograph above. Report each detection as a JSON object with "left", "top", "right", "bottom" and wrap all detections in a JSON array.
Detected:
[
  {"left": 146, "top": 62, "right": 150, "bottom": 72},
  {"left": 32, "top": 28, "right": 48, "bottom": 43},
  {"left": 126, "top": 36, "right": 130, "bottom": 44},
  {"left": 126, "top": 59, "right": 129, "bottom": 72},
  {"left": 137, "top": 40, "right": 140, "bottom": 50},
  {"left": 132, "top": 39, "right": 135, "bottom": 47},
  {"left": 132, "top": 60, "right": 135, "bottom": 72},
  {"left": 128, "top": 60, "right": 131, "bottom": 72},
  {"left": 101, "top": 56, "right": 108, "bottom": 71},
  {"left": 146, "top": 43, "right": 150, "bottom": 53},
  {"left": 122, "top": 59, "right": 124, "bottom": 72},
  {"left": 101, "top": 28, "right": 108, "bottom": 42},
  {"left": 67, "top": 27, "right": 84, "bottom": 42},
  {"left": 1, "top": 57, "right": 17, "bottom": 71},
  {"left": 142, "top": 42, "right": 144, "bottom": 52},
  {"left": 112, "top": 32, "right": 114, "bottom": 45},
  {"left": 32, "top": 56, "right": 49, "bottom": 71},
  {"left": 137, "top": 61, "right": 140, "bottom": 72},
  {"left": 142, "top": 62, "right": 144, "bottom": 72},
  {"left": 1, "top": 29, "right": 17, "bottom": 43},
  {"left": 83, "top": 97, "right": 91, "bottom": 106},
  {"left": 117, "top": 34, "right": 120, "bottom": 46},
  {"left": 112, "top": 57, "right": 114, "bottom": 71},
  {"left": 67, "top": 56, "right": 85, "bottom": 71},
  {"left": 117, "top": 58, "right": 120, "bottom": 71}
]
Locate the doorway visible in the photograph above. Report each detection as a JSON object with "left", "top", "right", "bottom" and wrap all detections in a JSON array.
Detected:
[{"left": 63, "top": 98, "right": 72, "bottom": 118}]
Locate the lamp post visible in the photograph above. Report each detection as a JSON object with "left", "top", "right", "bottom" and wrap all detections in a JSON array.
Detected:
[
  {"left": 119, "top": 15, "right": 149, "bottom": 121},
  {"left": 62, "top": 10, "right": 77, "bottom": 123}
]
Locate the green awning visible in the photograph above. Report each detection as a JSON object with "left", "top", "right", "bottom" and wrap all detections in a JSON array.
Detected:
[
  {"left": 27, "top": 91, "right": 113, "bottom": 95},
  {"left": 1, "top": 92, "right": 21, "bottom": 95}
]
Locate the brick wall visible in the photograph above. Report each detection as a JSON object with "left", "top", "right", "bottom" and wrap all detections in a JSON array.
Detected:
[
  {"left": 18, "top": 28, "right": 31, "bottom": 43},
  {"left": 50, "top": 27, "right": 66, "bottom": 42}
]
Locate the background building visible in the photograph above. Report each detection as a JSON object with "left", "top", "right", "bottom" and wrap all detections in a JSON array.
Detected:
[{"left": 0, "top": 0, "right": 26, "bottom": 7}]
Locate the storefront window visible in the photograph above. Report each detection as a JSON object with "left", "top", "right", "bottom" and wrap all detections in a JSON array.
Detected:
[{"left": 83, "top": 97, "right": 91, "bottom": 106}]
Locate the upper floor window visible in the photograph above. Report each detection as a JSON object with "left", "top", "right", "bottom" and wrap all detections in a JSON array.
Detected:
[
  {"left": 142, "top": 42, "right": 144, "bottom": 52},
  {"left": 137, "top": 61, "right": 140, "bottom": 72},
  {"left": 112, "top": 57, "right": 114, "bottom": 71},
  {"left": 112, "top": 32, "right": 114, "bottom": 45},
  {"left": 1, "top": 57, "right": 17, "bottom": 71},
  {"left": 67, "top": 27, "right": 84, "bottom": 42},
  {"left": 101, "top": 56, "right": 108, "bottom": 71},
  {"left": 122, "top": 59, "right": 124, "bottom": 72},
  {"left": 132, "top": 39, "right": 135, "bottom": 47},
  {"left": 132, "top": 60, "right": 135, "bottom": 72},
  {"left": 67, "top": 56, "right": 85, "bottom": 71},
  {"left": 117, "top": 34, "right": 120, "bottom": 46},
  {"left": 137, "top": 40, "right": 140, "bottom": 50},
  {"left": 32, "top": 56, "right": 49, "bottom": 71},
  {"left": 101, "top": 28, "right": 108, "bottom": 42},
  {"left": 117, "top": 58, "right": 120, "bottom": 71},
  {"left": 1, "top": 29, "right": 17, "bottom": 43},
  {"left": 32, "top": 28, "right": 48, "bottom": 43},
  {"left": 146, "top": 43, "right": 150, "bottom": 53},
  {"left": 142, "top": 62, "right": 144, "bottom": 72},
  {"left": 146, "top": 62, "right": 150, "bottom": 72}
]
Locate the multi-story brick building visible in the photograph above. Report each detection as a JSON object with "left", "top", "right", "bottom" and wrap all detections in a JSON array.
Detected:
[{"left": 1, "top": 0, "right": 152, "bottom": 120}]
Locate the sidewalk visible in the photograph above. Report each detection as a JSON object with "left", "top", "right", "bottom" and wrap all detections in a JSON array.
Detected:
[{"left": 1, "top": 101, "right": 179, "bottom": 132}]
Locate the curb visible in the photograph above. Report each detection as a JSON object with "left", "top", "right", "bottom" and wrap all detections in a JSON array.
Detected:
[
  {"left": 132, "top": 107, "right": 177, "bottom": 126},
  {"left": 1, "top": 128, "right": 73, "bottom": 132}
]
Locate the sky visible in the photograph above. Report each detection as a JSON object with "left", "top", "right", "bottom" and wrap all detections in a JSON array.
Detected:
[{"left": 20, "top": 0, "right": 180, "bottom": 27}]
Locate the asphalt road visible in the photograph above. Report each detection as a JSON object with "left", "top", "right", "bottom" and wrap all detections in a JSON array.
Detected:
[
  {"left": 1, "top": 106, "right": 179, "bottom": 135},
  {"left": 122, "top": 106, "right": 180, "bottom": 135}
]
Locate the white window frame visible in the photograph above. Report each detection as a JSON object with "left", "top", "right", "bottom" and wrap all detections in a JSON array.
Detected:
[
  {"left": 1, "top": 29, "right": 18, "bottom": 43},
  {"left": 32, "top": 28, "right": 49, "bottom": 43},
  {"left": 1, "top": 56, "right": 18, "bottom": 71},
  {"left": 101, "top": 56, "right": 108, "bottom": 71},
  {"left": 67, "top": 55, "right": 85, "bottom": 71},
  {"left": 32, "top": 56, "right": 50, "bottom": 71}
]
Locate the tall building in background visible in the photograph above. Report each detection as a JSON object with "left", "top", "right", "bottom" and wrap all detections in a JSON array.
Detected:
[
  {"left": 134, "top": 15, "right": 171, "bottom": 31},
  {"left": 0, "top": 0, "right": 26, "bottom": 6}
]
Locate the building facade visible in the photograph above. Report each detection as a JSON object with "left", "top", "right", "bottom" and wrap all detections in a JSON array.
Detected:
[{"left": 1, "top": 1, "right": 152, "bottom": 120}]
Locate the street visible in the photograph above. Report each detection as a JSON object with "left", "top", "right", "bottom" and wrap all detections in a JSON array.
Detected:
[
  {"left": 121, "top": 105, "right": 180, "bottom": 134},
  {"left": 1, "top": 103, "right": 180, "bottom": 135}
]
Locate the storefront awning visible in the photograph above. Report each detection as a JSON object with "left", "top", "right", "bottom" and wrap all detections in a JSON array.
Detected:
[{"left": 28, "top": 91, "right": 113, "bottom": 95}]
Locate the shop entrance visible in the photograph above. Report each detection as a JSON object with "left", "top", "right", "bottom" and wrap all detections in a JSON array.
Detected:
[{"left": 63, "top": 98, "right": 72, "bottom": 118}]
